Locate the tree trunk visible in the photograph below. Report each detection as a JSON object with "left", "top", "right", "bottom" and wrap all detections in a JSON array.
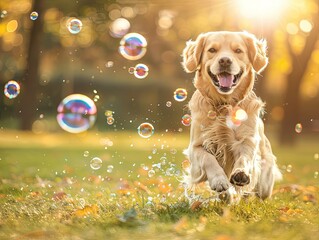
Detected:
[
  {"left": 20, "top": 0, "right": 44, "bottom": 130},
  {"left": 279, "top": 7, "right": 319, "bottom": 145}
]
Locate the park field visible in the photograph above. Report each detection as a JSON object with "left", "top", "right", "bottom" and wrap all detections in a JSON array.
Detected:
[{"left": 0, "top": 130, "right": 318, "bottom": 240}]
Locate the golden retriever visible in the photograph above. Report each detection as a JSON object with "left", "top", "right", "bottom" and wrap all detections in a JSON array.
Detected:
[{"left": 182, "top": 31, "right": 281, "bottom": 200}]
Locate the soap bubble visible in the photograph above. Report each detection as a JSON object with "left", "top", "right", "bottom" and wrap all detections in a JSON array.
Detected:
[
  {"left": 57, "top": 94, "right": 97, "bottom": 133},
  {"left": 181, "top": 114, "right": 191, "bottom": 126},
  {"left": 30, "top": 11, "right": 38, "bottom": 20},
  {"left": 104, "top": 110, "right": 114, "bottom": 117},
  {"left": 107, "top": 116, "right": 115, "bottom": 125},
  {"left": 148, "top": 169, "right": 155, "bottom": 178},
  {"left": 119, "top": 33, "right": 147, "bottom": 60},
  {"left": 83, "top": 151, "right": 89, "bottom": 157},
  {"left": 181, "top": 159, "right": 190, "bottom": 170},
  {"left": 314, "top": 153, "right": 319, "bottom": 160},
  {"left": 67, "top": 18, "right": 82, "bottom": 34},
  {"left": 90, "top": 157, "right": 102, "bottom": 170},
  {"left": 174, "top": 88, "right": 187, "bottom": 102},
  {"left": 295, "top": 123, "right": 302, "bottom": 133},
  {"left": 134, "top": 63, "right": 149, "bottom": 79},
  {"left": 166, "top": 101, "right": 172, "bottom": 107},
  {"left": 128, "top": 67, "right": 135, "bottom": 74},
  {"left": 109, "top": 18, "right": 130, "bottom": 38},
  {"left": 1, "top": 10, "right": 8, "bottom": 19},
  {"left": 107, "top": 165, "right": 114, "bottom": 173},
  {"left": 4, "top": 80, "right": 20, "bottom": 99},
  {"left": 137, "top": 122, "right": 154, "bottom": 138}
]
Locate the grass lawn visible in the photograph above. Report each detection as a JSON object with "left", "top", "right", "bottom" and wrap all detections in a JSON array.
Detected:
[{"left": 0, "top": 130, "right": 318, "bottom": 240}]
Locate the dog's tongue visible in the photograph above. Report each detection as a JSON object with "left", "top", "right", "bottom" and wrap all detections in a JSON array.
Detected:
[{"left": 218, "top": 74, "right": 234, "bottom": 88}]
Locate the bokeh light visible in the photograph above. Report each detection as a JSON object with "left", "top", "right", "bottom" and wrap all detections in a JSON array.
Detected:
[
  {"left": 295, "top": 123, "right": 302, "bottom": 133},
  {"left": 56, "top": 94, "right": 97, "bottom": 133},
  {"left": 119, "top": 33, "right": 147, "bottom": 60},
  {"left": 174, "top": 88, "right": 187, "bottom": 102},
  {"left": 137, "top": 122, "right": 154, "bottom": 138},
  {"left": 299, "top": 19, "right": 313, "bottom": 33},
  {"left": 109, "top": 18, "right": 130, "bottom": 38},
  {"left": 4, "top": 80, "right": 20, "bottom": 99},
  {"left": 67, "top": 18, "right": 83, "bottom": 34},
  {"left": 7, "top": 20, "right": 18, "bottom": 32}
]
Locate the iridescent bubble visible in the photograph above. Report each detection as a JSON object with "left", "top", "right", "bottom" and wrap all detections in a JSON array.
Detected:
[
  {"left": 137, "top": 122, "right": 154, "bottom": 138},
  {"left": 181, "top": 114, "right": 192, "bottom": 126},
  {"left": 4, "top": 80, "right": 20, "bottom": 99},
  {"left": 109, "top": 18, "right": 130, "bottom": 38},
  {"left": 295, "top": 123, "right": 302, "bottom": 133},
  {"left": 207, "top": 110, "right": 217, "bottom": 120},
  {"left": 30, "top": 11, "right": 38, "bottom": 20},
  {"left": 166, "top": 101, "right": 172, "bottom": 107},
  {"left": 174, "top": 88, "right": 187, "bottom": 102},
  {"left": 128, "top": 67, "right": 135, "bottom": 74},
  {"left": 148, "top": 169, "right": 155, "bottom": 178},
  {"left": 83, "top": 151, "right": 89, "bottom": 157},
  {"left": 104, "top": 110, "right": 114, "bottom": 117},
  {"left": 134, "top": 63, "right": 149, "bottom": 79},
  {"left": 90, "top": 157, "right": 102, "bottom": 170},
  {"left": 119, "top": 33, "right": 147, "bottom": 60},
  {"left": 57, "top": 94, "right": 97, "bottom": 133},
  {"left": 67, "top": 18, "right": 82, "bottom": 34},
  {"left": 107, "top": 116, "right": 115, "bottom": 125}
]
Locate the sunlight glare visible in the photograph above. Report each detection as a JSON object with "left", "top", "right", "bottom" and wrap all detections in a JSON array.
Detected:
[{"left": 236, "top": 0, "right": 288, "bottom": 21}]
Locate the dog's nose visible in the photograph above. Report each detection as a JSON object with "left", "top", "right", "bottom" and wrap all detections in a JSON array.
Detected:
[{"left": 219, "top": 57, "right": 232, "bottom": 67}]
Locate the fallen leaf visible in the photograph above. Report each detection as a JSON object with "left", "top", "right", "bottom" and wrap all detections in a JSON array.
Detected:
[
  {"left": 190, "top": 200, "right": 202, "bottom": 211},
  {"left": 74, "top": 204, "right": 99, "bottom": 217}
]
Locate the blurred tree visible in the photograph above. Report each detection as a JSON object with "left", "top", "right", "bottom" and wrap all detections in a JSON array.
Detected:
[
  {"left": 20, "top": 0, "right": 44, "bottom": 130},
  {"left": 279, "top": 0, "right": 319, "bottom": 145}
]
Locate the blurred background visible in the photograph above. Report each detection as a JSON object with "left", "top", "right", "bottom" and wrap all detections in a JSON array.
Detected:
[{"left": 0, "top": 0, "right": 318, "bottom": 145}]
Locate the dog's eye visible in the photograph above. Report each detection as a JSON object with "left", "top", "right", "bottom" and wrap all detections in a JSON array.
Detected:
[
  {"left": 208, "top": 48, "right": 217, "bottom": 53},
  {"left": 235, "top": 48, "right": 243, "bottom": 54}
]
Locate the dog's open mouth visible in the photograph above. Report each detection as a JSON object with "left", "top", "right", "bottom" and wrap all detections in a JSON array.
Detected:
[{"left": 208, "top": 70, "right": 243, "bottom": 93}]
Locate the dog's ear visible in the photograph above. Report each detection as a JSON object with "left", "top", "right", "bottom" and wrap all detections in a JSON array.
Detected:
[
  {"left": 242, "top": 32, "right": 268, "bottom": 73},
  {"left": 182, "top": 33, "right": 206, "bottom": 73}
]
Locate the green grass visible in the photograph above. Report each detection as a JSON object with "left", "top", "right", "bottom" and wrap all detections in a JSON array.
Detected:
[{"left": 0, "top": 130, "right": 318, "bottom": 240}]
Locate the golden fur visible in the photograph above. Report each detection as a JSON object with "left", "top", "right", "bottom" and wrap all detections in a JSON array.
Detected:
[{"left": 182, "top": 31, "right": 281, "bottom": 199}]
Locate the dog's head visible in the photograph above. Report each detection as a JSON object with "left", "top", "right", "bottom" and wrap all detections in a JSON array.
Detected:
[{"left": 182, "top": 31, "right": 268, "bottom": 96}]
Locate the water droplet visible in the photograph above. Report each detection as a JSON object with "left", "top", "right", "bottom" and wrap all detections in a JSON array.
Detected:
[
  {"left": 119, "top": 33, "right": 147, "bottom": 60},
  {"left": 67, "top": 18, "right": 82, "bottom": 34},
  {"left": 137, "top": 122, "right": 154, "bottom": 138},
  {"left": 56, "top": 94, "right": 97, "bottom": 133},
  {"left": 30, "top": 11, "right": 38, "bottom": 20},
  {"left": 90, "top": 157, "right": 102, "bottom": 170},
  {"left": 295, "top": 123, "right": 302, "bottom": 133},
  {"left": 4, "top": 80, "right": 20, "bottom": 99}
]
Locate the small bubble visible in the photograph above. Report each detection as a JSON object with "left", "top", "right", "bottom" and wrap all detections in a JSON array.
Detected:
[
  {"left": 160, "top": 157, "right": 167, "bottom": 165},
  {"left": 107, "top": 165, "right": 114, "bottom": 173},
  {"left": 286, "top": 164, "right": 292, "bottom": 173},
  {"left": 1, "top": 10, "right": 8, "bottom": 19},
  {"left": 83, "top": 151, "right": 89, "bottom": 157},
  {"left": 314, "top": 153, "right": 319, "bottom": 160},
  {"left": 174, "top": 88, "right": 187, "bottom": 102},
  {"left": 295, "top": 123, "right": 302, "bottom": 133},
  {"left": 137, "top": 122, "right": 154, "bottom": 138},
  {"left": 107, "top": 116, "right": 115, "bottom": 125},
  {"left": 93, "top": 95, "right": 100, "bottom": 102},
  {"left": 4, "top": 80, "right": 20, "bottom": 99},
  {"left": 128, "top": 67, "right": 135, "bottom": 74},
  {"left": 90, "top": 157, "right": 102, "bottom": 170},
  {"left": 181, "top": 114, "right": 192, "bottom": 126},
  {"left": 314, "top": 171, "right": 318, "bottom": 179},
  {"left": 67, "top": 18, "right": 82, "bottom": 34},
  {"left": 104, "top": 110, "right": 114, "bottom": 117},
  {"left": 170, "top": 148, "right": 177, "bottom": 154},
  {"left": 30, "top": 11, "right": 38, "bottom": 20},
  {"left": 182, "top": 159, "right": 190, "bottom": 169},
  {"left": 166, "top": 101, "right": 172, "bottom": 107},
  {"left": 166, "top": 167, "right": 175, "bottom": 176},
  {"left": 106, "top": 61, "right": 114, "bottom": 68},
  {"left": 133, "top": 63, "right": 149, "bottom": 79},
  {"left": 148, "top": 169, "right": 155, "bottom": 178}
]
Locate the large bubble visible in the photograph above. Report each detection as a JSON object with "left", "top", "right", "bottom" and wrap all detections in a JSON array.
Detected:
[
  {"left": 57, "top": 94, "right": 97, "bottom": 133},
  {"left": 119, "top": 33, "right": 147, "bottom": 60},
  {"left": 4, "top": 80, "right": 20, "bottom": 99},
  {"left": 137, "top": 122, "right": 154, "bottom": 138},
  {"left": 67, "top": 18, "right": 82, "bottom": 34}
]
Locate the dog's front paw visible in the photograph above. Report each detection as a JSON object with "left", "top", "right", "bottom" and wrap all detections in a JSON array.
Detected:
[
  {"left": 209, "top": 174, "right": 231, "bottom": 192},
  {"left": 230, "top": 169, "right": 250, "bottom": 186}
]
